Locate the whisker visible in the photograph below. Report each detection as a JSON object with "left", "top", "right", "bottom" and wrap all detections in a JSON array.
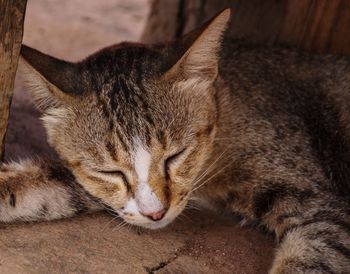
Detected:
[
  {"left": 166, "top": 117, "right": 176, "bottom": 130},
  {"left": 193, "top": 147, "right": 230, "bottom": 185},
  {"left": 190, "top": 162, "right": 232, "bottom": 194},
  {"left": 188, "top": 196, "right": 201, "bottom": 202},
  {"left": 102, "top": 215, "right": 121, "bottom": 231},
  {"left": 185, "top": 200, "right": 201, "bottom": 210},
  {"left": 126, "top": 223, "right": 132, "bottom": 232},
  {"left": 135, "top": 225, "right": 143, "bottom": 235},
  {"left": 105, "top": 210, "right": 119, "bottom": 218},
  {"left": 191, "top": 152, "right": 233, "bottom": 193},
  {"left": 96, "top": 201, "right": 120, "bottom": 217},
  {"left": 185, "top": 204, "right": 201, "bottom": 211},
  {"left": 193, "top": 145, "right": 232, "bottom": 186},
  {"left": 113, "top": 220, "right": 128, "bottom": 232}
]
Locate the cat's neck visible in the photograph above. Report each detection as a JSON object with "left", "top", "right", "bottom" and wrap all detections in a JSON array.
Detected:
[
  {"left": 192, "top": 78, "right": 237, "bottom": 200},
  {"left": 212, "top": 76, "right": 240, "bottom": 153}
]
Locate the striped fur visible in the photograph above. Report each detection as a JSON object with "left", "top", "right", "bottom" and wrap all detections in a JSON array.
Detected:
[
  {"left": 4, "top": 9, "right": 349, "bottom": 273},
  {"left": 0, "top": 160, "right": 101, "bottom": 222}
]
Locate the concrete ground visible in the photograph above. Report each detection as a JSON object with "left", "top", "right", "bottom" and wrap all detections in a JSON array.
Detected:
[{"left": 1, "top": 1, "right": 274, "bottom": 273}]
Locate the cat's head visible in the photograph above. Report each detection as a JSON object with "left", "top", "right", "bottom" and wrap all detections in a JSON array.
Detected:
[{"left": 19, "top": 9, "right": 230, "bottom": 229}]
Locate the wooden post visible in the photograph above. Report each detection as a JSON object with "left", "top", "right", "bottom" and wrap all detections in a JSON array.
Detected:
[
  {"left": 142, "top": 0, "right": 350, "bottom": 55},
  {"left": 0, "top": 0, "right": 27, "bottom": 160}
]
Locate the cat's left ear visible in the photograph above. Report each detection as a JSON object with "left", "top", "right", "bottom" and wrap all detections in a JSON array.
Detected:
[
  {"left": 164, "top": 9, "right": 231, "bottom": 82},
  {"left": 19, "top": 45, "right": 82, "bottom": 112}
]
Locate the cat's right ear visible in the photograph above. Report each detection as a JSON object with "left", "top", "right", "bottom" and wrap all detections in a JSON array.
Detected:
[
  {"left": 162, "top": 9, "right": 231, "bottom": 83},
  {"left": 19, "top": 45, "right": 81, "bottom": 112}
]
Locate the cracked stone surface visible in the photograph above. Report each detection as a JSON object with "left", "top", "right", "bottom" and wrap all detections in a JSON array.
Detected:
[
  {"left": 0, "top": 211, "right": 273, "bottom": 274},
  {"left": 1, "top": 1, "right": 274, "bottom": 273}
]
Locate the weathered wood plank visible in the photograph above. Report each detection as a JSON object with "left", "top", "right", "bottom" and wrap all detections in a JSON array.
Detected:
[
  {"left": 142, "top": 0, "right": 350, "bottom": 55},
  {"left": 0, "top": 0, "right": 27, "bottom": 160}
]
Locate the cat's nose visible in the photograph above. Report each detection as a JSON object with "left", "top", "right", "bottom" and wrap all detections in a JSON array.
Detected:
[{"left": 144, "top": 209, "right": 167, "bottom": 221}]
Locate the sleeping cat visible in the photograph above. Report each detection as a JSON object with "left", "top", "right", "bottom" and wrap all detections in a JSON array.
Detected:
[{"left": 2, "top": 9, "right": 350, "bottom": 273}]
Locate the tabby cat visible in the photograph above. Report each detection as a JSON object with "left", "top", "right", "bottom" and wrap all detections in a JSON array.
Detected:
[{"left": 2, "top": 9, "right": 350, "bottom": 273}]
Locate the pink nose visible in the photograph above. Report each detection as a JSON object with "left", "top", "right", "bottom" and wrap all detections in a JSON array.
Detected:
[{"left": 144, "top": 209, "right": 167, "bottom": 221}]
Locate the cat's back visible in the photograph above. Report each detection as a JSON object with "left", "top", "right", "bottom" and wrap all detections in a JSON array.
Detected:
[
  {"left": 219, "top": 38, "right": 350, "bottom": 101},
  {"left": 218, "top": 38, "right": 350, "bottom": 131},
  {"left": 216, "top": 38, "right": 350, "bottom": 196}
]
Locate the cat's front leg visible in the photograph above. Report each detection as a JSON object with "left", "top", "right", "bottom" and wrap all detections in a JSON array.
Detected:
[
  {"left": 270, "top": 210, "right": 350, "bottom": 274},
  {"left": 0, "top": 159, "right": 101, "bottom": 223}
]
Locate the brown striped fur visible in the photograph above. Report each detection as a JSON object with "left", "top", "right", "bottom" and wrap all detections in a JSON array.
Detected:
[{"left": 1, "top": 9, "right": 349, "bottom": 273}]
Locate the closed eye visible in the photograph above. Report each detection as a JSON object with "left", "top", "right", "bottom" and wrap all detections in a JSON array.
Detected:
[
  {"left": 98, "top": 170, "right": 131, "bottom": 191},
  {"left": 164, "top": 148, "right": 187, "bottom": 180},
  {"left": 98, "top": 170, "right": 125, "bottom": 177}
]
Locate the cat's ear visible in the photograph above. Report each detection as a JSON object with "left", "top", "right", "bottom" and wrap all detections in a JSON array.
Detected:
[
  {"left": 164, "top": 9, "right": 231, "bottom": 82},
  {"left": 19, "top": 45, "right": 82, "bottom": 111}
]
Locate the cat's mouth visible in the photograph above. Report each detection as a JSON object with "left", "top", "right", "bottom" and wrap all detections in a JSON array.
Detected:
[
  {"left": 115, "top": 201, "right": 186, "bottom": 230},
  {"left": 117, "top": 209, "right": 176, "bottom": 230}
]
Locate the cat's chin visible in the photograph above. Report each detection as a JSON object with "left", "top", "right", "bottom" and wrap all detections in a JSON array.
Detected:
[
  {"left": 138, "top": 220, "right": 171, "bottom": 230},
  {"left": 116, "top": 203, "right": 186, "bottom": 230},
  {"left": 122, "top": 216, "right": 175, "bottom": 230}
]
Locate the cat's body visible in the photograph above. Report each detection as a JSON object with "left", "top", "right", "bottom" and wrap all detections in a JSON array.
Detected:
[
  {"left": 199, "top": 39, "right": 350, "bottom": 273},
  {"left": 1, "top": 10, "right": 350, "bottom": 273}
]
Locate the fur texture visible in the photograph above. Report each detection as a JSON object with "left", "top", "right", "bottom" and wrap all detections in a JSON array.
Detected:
[{"left": 2, "top": 9, "right": 349, "bottom": 273}]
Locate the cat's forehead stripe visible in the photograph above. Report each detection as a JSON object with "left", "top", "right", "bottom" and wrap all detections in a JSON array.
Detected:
[
  {"left": 132, "top": 138, "right": 164, "bottom": 214},
  {"left": 133, "top": 139, "right": 151, "bottom": 182}
]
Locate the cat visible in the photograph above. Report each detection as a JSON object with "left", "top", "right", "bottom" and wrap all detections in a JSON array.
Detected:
[{"left": 1, "top": 8, "right": 349, "bottom": 273}]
